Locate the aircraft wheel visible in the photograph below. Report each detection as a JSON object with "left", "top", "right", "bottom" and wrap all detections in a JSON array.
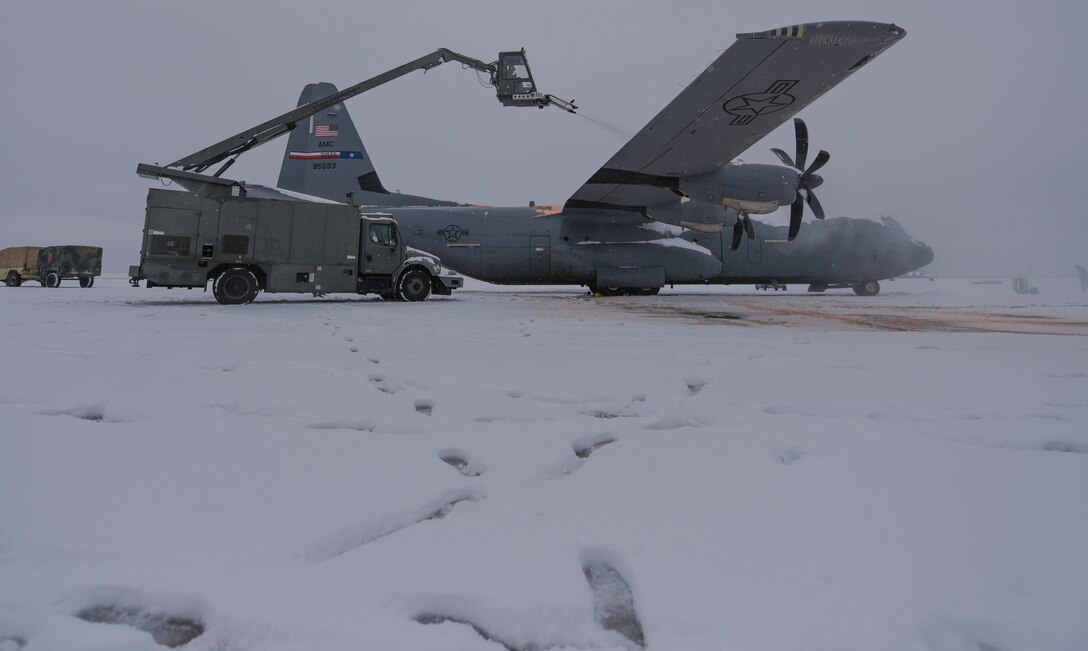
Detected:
[
  {"left": 397, "top": 268, "right": 432, "bottom": 302},
  {"left": 634, "top": 287, "right": 659, "bottom": 296},
  {"left": 45, "top": 271, "right": 61, "bottom": 288},
  {"left": 853, "top": 280, "right": 880, "bottom": 297},
  {"left": 807, "top": 283, "right": 827, "bottom": 293},
  {"left": 79, "top": 275, "right": 94, "bottom": 288},
  {"left": 213, "top": 268, "right": 259, "bottom": 305},
  {"left": 5, "top": 272, "right": 21, "bottom": 287}
]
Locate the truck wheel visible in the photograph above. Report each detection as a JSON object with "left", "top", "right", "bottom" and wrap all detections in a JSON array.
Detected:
[
  {"left": 79, "top": 275, "right": 94, "bottom": 288},
  {"left": 4, "top": 272, "right": 20, "bottom": 287},
  {"left": 213, "top": 268, "right": 259, "bottom": 305},
  {"left": 397, "top": 268, "right": 431, "bottom": 302},
  {"left": 45, "top": 271, "right": 61, "bottom": 288},
  {"left": 853, "top": 280, "right": 880, "bottom": 297}
]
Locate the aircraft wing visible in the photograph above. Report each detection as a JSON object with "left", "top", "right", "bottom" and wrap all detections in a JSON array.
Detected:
[{"left": 565, "top": 21, "right": 906, "bottom": 214}]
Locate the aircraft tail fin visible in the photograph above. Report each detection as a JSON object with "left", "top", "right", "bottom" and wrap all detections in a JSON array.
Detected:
[
  {"left": 277, "top": 83, "right": 461, "bottom": 207},
  {"left": 276, "top": 83, "right": 387, "bottom": 203}
]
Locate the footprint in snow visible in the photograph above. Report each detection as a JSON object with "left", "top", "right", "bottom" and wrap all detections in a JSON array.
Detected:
[
  {"left": 414, "top": 399, "right": 435, "bottom": 416},
  {"left": 543, "top": 434, "right": 617, "bottom": 478},
  {"left": 0, "top": 636, "right": 26, "bottom": 650},
  {"left": 75, "top": 604, "right": 204, "bottom": 648},
  {"left": 573, "top": 433, "right": 617, "bottom": 459},
  {"left": 642, "top": 415, "right": 708, "bottom": 430},
  {"left": 414, "top": 614, "right": 521, "bottom": 651},
  {"left": 39, "top": 405, "right": 120, "bottom": 423},
  {"left": 439, "top": 448, "right": 487, "bottom": 476},
  {"left": 306, "top": 420, "right": 376, "bottom": 432},
  {"left": 349, "top": 347, "right": 359, "bottom": 353},
  {"left": 685, "top": 379, "right": 707, "bottom": 395},
  {"left": 369, "top": 374, "right": 400, "bottom": 394},
  {"left": 367, "top": 356, "right": 380, "bottom": 364},
  {"left": 1041, "top": 440, "right": 1088, "bottom": 454},
  {"left": 581, "top": 550, "right": 646, "bottom": 648},
  {"left": 775, "top": 445, "right": 805, "bottom": 465}
]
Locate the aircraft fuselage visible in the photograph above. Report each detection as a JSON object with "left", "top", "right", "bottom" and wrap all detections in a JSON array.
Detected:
[{"left": 379, "top": 205, "right": 933, "bottom": 289}]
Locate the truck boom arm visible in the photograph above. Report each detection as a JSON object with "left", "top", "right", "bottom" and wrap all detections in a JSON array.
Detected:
[{"left": 169, "top": 48, "right": 576, "bottom": 176}]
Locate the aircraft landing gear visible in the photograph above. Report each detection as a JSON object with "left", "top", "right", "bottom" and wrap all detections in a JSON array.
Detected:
[
  {"left": 589, "top": 286, "right": 660, "bottom": 297},
  {"left": 853, "top": 280, "right": 880, "bottom": 296}
]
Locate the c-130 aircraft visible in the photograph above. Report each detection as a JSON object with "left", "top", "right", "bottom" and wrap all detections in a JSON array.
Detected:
[{"left": 269, "top": 21, "right": 930, "bottom": 297}]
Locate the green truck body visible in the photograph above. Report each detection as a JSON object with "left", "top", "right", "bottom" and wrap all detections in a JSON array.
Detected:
[{"left": 128, "top": 189, "right": 461, "bottom": 304}]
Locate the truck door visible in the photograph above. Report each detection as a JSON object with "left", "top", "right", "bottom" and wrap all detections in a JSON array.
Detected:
[{"left": 362, "top": 222, "right": 402, "bottom": 276}]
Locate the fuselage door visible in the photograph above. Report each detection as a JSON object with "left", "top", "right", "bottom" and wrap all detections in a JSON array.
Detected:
[
  {"left": 362, "top": 221, "right": 401, "bottom": 275},
  {"left": 530, "top": 235, "right": 550, "bottom": 279}
]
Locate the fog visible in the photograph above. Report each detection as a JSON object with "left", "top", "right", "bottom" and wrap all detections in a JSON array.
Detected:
[{"left": 1, "top": 0, "right": 1085, "bottom": 277}]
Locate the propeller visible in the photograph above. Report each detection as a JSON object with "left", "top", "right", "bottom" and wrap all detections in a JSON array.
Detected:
[
  {"left": 730, "top": 213, "right": 755, "bottom": 251},
  {"left": 770, "top": 118, "right": 829, "bottom": 241}
]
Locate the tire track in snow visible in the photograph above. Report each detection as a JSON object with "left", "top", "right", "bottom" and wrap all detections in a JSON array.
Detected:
[{"left": 302, "top": 489, "right": 483, "bottom": 564}]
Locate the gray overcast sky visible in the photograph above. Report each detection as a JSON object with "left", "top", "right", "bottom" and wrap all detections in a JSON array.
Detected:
[{"left": 1, "top": 0, "right": 1085, "bottom": 276}]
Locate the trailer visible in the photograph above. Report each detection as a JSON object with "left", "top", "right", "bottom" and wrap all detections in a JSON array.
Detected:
[
  {"left": 2, "top": 245, "right": 103, "bottom": 287},
  {"left": 129, "top": 188, "right": 461, "bottom": 304}
]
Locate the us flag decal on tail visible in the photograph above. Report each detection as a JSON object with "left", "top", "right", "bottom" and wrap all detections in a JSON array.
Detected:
[
  {"left": 288, "top": 151, "right": 364, "bottom": 160},
  {"left": 315, "top": 124, "right": 339, "bottom": 137}
]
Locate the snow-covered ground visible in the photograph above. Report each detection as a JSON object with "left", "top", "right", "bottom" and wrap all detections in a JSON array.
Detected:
[{"left": 2, "top": 276, "right": 1087, "bottom": 651}]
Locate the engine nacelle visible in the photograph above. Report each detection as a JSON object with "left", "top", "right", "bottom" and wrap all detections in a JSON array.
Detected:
[{"left": 680, "top": 163, "right": 798, "bottom": 214}]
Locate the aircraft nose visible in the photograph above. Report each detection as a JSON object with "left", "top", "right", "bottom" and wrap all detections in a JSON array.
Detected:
[{"left": 912, "top": 242, "right": 934, "bottom": 268}]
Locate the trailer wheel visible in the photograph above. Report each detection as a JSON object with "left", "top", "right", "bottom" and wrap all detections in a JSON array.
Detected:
[
  {"left": 853, "top": 280, "right": 880, "bottom": 297},
  {"left": 45, "top": 271, "right": 61, "bottom": 288},
  {"left": 397, "top": 268, "right": 431, "bottom": 302},
  {"left": 4, "top": 272, "right": 20, "bottom": 287},
  {"left": 79, "top": 275, "right": 94, "bottom": 288},
  {"left": 213, "top": 268, "right": 259, "bottom": 305}
]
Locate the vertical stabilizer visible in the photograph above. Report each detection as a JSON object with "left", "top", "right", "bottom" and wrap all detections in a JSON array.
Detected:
[
  {"left": 277, "top": 83, "right": 459, "bottom": 206},
  {"left": 276, "top": 83, "right": 380, "bottom": 202}
]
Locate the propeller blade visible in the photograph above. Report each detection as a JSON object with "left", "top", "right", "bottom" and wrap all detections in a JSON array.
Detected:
[
  {"left": 788, "top": 195, "right": 804, "bottom": 240},
  {"left": 794, "top": 118, "right": 809, "bottom": 171},
  {"left": 743, "top": 214, "right": 755, "bottom": 240},
  {"left": 804, "top": 189, "right": 825, "bottom": 219},
  {"left": 731, "top": 219, "right": 744, "bottom": 251},
  {"left": 804, "top": 149, "right": 830, "bottom": 177},
  {"left": 770, "top": 147, "right": 795, "bottom": 168}
]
